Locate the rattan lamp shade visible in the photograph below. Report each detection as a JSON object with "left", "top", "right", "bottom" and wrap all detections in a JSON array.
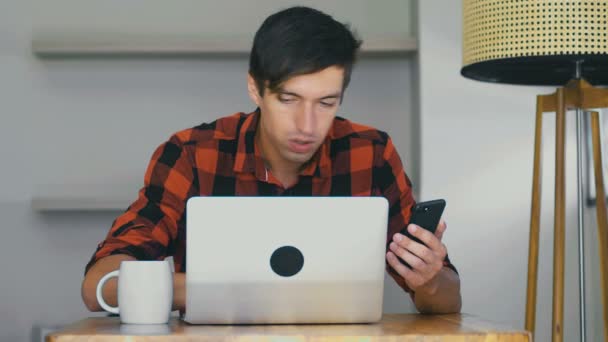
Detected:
[{"left": 461, "top": 0, "right": 608, "bottom": 85}]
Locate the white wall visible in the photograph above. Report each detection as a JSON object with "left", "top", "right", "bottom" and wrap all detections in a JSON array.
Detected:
[
  {"left": 0, "top": 1, "right": 417, "bottom": 341},
  {"left": 7, "top": 1, "right": 604, "bottom": 341},
  {"left": 418, "top": 1, "right": 602, "bottom": 341}
]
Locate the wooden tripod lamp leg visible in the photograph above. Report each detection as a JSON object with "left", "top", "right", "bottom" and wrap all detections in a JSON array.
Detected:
[
  {"left": 526, "top": 96, "right": 544, "bottom": 337},
  {"left": 552, "top": 88, "right": 566, "bottom": 342},
  {"left": 590, "top": 111, "right": 608, "bottom": 342}
]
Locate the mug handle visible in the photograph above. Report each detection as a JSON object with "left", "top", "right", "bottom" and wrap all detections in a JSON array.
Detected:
[{"left": 96, "top": 270, "right": 120, "bottom": 314}]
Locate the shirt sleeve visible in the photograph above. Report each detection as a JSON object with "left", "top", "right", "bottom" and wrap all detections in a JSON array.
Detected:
[
  {"left": 85, "top": 134, "right": 195, "bottom": 274},
  {"left": 375, "top": 136, "right": 458, "bottom": 294}
]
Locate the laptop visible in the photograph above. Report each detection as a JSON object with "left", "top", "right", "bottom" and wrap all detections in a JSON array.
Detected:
[{"left": 183, "top": 196, "right": 389, "bottom": 324}]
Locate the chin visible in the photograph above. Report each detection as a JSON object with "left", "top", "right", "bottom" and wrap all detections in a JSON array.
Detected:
[
  {"left": 289, "top": 154, "right": 314, "bottom": 164},
  {"left": 283, "top": 150, "right": 316, "bottom": 164}
]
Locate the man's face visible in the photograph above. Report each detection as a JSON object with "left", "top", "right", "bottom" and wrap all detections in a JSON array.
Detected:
[{"left": 248, "top": 66, "right": 344, "bottom": 169}]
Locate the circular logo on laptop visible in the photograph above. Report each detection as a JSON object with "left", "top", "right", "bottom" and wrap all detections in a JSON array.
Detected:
[{"left": 270, "top": 246, "right": 304, "bottom": 277}]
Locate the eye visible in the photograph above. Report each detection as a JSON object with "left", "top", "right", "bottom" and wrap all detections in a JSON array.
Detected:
[
  {"left": 278, "top": 95, "right": 296, "bottom": 104},
  {"left": 319, "top": 101, "right": 337, "bottom": 108}
]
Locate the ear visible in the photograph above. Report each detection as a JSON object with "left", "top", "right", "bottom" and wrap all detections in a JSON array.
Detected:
[{"left": 247, "top": 73, "right": 262, "bottom": 106}]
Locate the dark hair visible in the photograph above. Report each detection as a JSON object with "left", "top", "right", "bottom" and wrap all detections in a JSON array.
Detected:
[{"left": 249, "top": 6, "right": 362, "bottom": 97}]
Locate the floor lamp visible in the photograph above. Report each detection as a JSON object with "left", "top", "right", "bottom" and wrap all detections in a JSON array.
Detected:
[{"left": 460, "top": 1, "right": 608, "bottom": 342}]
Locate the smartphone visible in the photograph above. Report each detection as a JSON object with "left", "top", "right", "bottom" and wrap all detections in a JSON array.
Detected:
[
  {"left": 401, "top": 199, "right": 446, "bottom": 245},
  {"left": 388, "top": 199, "right": 446, "bottom": 269}
]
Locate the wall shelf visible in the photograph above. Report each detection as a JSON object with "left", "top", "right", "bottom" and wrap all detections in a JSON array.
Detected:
[
  {"left": 31, "top": 34, "right": 418, "bottom": 58},
  {"left": 32, "top": 196, "right": 131, "bottom": 211},
  {"left": 31, "top": 185, "right": 137, "bottom": 211}
]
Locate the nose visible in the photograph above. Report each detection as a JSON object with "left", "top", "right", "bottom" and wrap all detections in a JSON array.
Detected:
[{"left": 296, "top": 103, "right": 315, "bottom": 136}]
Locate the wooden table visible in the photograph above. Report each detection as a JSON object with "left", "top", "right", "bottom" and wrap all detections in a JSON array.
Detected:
[{"left": 47, "top": 314, "right": 530, "bottom": 341}]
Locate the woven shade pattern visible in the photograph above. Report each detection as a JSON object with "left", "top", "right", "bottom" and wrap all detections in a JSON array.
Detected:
[{"left": 463, "top": 0, "right": 608, "bottom": 67}]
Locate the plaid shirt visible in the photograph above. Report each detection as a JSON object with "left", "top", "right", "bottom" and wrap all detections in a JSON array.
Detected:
[{"left": 86, "top": 110, "right": 456, "bottom": 293}]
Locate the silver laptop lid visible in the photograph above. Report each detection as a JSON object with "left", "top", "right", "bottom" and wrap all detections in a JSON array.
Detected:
[{"left": 184, "top": 196, "right": 388, "bottom": 324}]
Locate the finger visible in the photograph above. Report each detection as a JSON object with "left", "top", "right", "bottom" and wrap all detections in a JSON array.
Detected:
[
  {"left": 391, "top": 234, "right": 421, "bottom": 254},
  {"left": 407, "top": 224, "right": 442, "bottom": 252},
  {"left": 389, "top": 242, "right": 427, "bottom": 271},
  {"left": 435, "top": 219, "right": 447, "bottom": 240},
  {"left": 393, "top": 235, "right": 435, "bottom": 265},
  {"left": 390, "top": 242, "right": 444, "bottom": 288},
  {"left": 386, "top": 251, "right": 416, "bottom": 280},
  {"left": 387, "top": 251, "right": 425, "bottom": 289},
  {"left": 393, "top": 231, "right": 442, "bottom": 262},
  {"left": 392, "top": 232, "right": 416, "bottom": 248}
]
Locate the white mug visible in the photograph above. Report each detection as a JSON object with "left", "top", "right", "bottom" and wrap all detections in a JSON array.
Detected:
[{"left": 96, "top": 260, "right": 173, "bottom": 324}]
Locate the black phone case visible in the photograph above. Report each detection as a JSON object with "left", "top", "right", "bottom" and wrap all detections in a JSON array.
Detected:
[
  {"left": 403, "top": 199, "right": 446, "bottom": 239},
  {"left": 394, "top": 199, "right": 446, "bottom": 269}
]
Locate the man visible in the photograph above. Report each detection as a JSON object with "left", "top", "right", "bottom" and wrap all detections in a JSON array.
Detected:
[{"left": 81, "top": 6, "right": 461, "bottom": 314}]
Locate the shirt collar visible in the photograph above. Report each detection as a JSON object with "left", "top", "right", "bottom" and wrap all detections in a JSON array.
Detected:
[{"left": 233, "top": 109, "right": 332, "bottom": 180}]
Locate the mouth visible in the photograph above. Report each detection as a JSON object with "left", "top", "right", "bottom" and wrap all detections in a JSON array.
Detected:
[{"left": 288, "top": 139, "right": 315, "bottom": 154}]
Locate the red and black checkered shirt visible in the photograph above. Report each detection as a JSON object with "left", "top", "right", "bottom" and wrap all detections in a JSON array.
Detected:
[{"left": 86, "top": 110, "right": 456, "bottom": 292}]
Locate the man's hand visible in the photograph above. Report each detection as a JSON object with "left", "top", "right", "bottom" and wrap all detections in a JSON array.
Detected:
[{"left": 386, "top": 219, "right": 448, "bottom": 295}]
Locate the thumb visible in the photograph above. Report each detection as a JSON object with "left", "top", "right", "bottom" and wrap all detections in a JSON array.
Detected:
[{"left": 435, "top": 219, "right": 447, "bottom": 241}]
